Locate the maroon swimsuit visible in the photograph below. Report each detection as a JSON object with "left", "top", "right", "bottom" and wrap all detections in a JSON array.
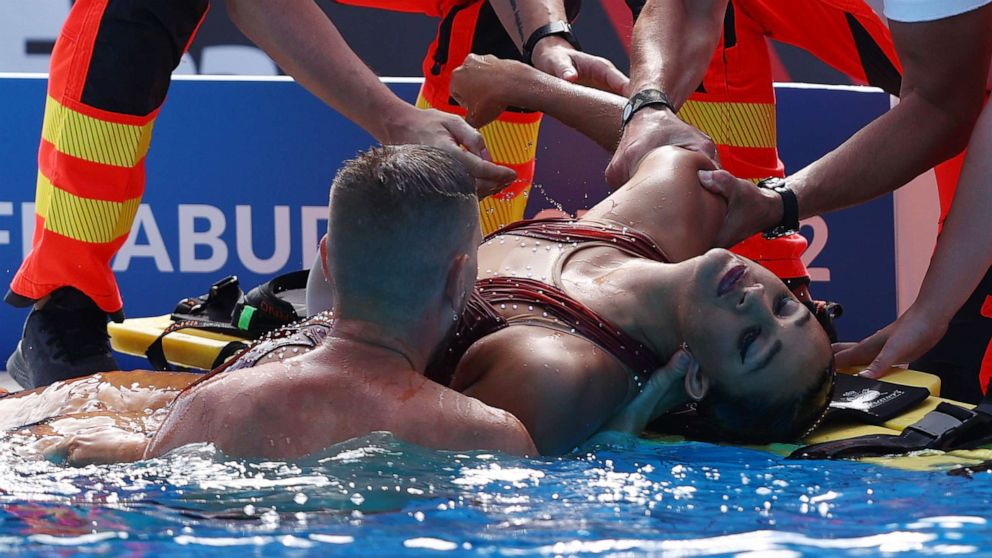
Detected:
[{"left": 425, "top": 219, "right": 671, "bottom": 386}]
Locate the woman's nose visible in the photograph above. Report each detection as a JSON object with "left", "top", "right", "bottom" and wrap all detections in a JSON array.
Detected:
[{"left": 737, "top": 283, "right": 765, "bottom": 312}]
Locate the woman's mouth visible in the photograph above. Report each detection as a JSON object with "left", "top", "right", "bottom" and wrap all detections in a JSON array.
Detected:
[{"left": 717, "top": 264, "right": 747, "bottom": 297}]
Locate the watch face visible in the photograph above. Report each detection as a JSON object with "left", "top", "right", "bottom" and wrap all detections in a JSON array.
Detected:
[{"left": 622, "top": 103, "right": 633, "bottom": 123}]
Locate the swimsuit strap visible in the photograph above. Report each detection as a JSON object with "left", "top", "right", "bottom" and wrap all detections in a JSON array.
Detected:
[
  {"left": 477, "top": 277, "right": 663, "bottom": 381},
  {"left": 425, "top": 290, "right": 507, "bottom": 386},
  {"left": 489, "top": 218, "right": 671, "bottom": 263}
]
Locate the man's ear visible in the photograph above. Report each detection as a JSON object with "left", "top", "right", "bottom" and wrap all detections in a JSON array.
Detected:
[
  {"left": 319, "top": 234, "right": 330, "bottom": 282},
  {"left": 684, "top": 363, "right": 710, "bottom": 401},
  {"left": 444, "top": 253, "right": 471, "bottom": 307}
]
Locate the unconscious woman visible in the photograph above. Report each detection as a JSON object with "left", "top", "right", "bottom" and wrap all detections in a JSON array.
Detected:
[{"left": 0, "top": 60, "right": 836, "bottom": 462}]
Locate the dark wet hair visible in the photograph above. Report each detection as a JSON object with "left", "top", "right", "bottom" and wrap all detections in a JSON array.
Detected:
[{"left": 695, "top": 359, "right": 836, "bottom": 444}]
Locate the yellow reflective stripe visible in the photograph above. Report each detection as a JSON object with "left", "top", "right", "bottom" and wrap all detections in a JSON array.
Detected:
[
  {"left": 416, "top": 94, "right": 540, "bottom": 166},
  {"left": 35, "top": 171, "right": 53, "bottom": 221},
  {"left": 479, "top": 185, "right": 530, "bottom": 236},
  {"left": 480, "top": 119, "right": 541, "bottom": 166},
  {"left": 679, "top": 100, "right": 776, "bottom": 149},
  {"left": 36, "top": 171, "right": 141, "bottom": 243},
  {"left": 41, "top": 96, "right": 155, "bottom": 168}
]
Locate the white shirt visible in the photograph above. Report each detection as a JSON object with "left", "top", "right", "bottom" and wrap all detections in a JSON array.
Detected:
[{"left": 884, "top": 0, "right": 992, "bottom": 22}]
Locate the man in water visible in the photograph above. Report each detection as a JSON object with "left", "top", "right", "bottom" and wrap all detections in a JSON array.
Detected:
[{"left": 1, "top": 145, "right": 540, "bottom": 461}]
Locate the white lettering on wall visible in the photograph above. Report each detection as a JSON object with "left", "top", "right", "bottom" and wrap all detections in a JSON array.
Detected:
[
  {"left": 300, "top": 205, "right": 327, "bottom": 269},
  {"left": 21, "top": 202, "right": 35, "bottom": 257},
  {"left": 200, "top": 46, "right": 278, "bottom": 75},
  {"left": 235, "top": 205, "right": 290, "bottom": 274},
  {"left": 0, "top": 1, "right": 69, "bottom": 72},
  {"left": 113, "top": 204, "right": 174, "bottom": 272},
  {"left": 7, "top": 203, "right": 343, "bottom": 276},
  {"left": 800, "top": 216, "right": 831, "bottom": 282},
  {"left": 0, "top": 202, "right": 12, "bottom": 245},
  {"left": 178, "top": 204, "right": 227, "bottom": 273}
]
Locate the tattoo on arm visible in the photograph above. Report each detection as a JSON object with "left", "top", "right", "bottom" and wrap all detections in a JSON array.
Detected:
[{"left": 508, "top": 0, "right": 525, "bottom": 43}]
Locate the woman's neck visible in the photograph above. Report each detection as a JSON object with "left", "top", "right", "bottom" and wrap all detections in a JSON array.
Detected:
[{"left": 561, "top": 257, "right": 684, "bottom": 360}]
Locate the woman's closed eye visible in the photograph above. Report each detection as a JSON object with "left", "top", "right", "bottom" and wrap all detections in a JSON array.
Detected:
[
  {"left": 775, "top": 295, "right": 800, "bottom": 317},
  {"left": 738, "top": 326, "right": 761, "bottom": 363}
]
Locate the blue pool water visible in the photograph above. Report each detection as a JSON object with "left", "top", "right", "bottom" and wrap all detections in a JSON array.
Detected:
[{"left": 1, "top": 432, "right": 990, "bottom": 557}]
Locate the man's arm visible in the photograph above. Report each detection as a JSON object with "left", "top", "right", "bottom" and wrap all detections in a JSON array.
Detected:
[
  {"left": 605, "top": 0, "right": 727, "bottom": 186},
  {"left": 488, "top": 0, "right": 627, "bottom": 93},
  {"left": 699, "top": 6, "right": 992, "bottom": 247},
  {"left": 836, "top": 100, "right": 992, "bottom": 377},
  {"left": 225, "top": 0, "right": 514, "bottom": 195}
]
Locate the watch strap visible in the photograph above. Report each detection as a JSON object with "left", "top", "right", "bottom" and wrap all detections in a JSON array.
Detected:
[
  {"left": 522, "top": 21, "right": 581, "bottom": 66},
  {"left": 757, "top": 177, "right": 800, "bottom": 239},
  {"left": 621, "top": 89, "right": 676, "bottom": 129}
]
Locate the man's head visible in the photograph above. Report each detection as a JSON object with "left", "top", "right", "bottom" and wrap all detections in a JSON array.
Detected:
[
  {"left": 672, "top": 249, "right": 835, "bottom": 443},
  {"left": 324, "top": 145, "right": 481, "bottom": 346}
]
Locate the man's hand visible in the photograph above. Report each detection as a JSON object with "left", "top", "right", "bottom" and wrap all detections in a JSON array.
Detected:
[
  {"left": 601, "top": 349, "right": 696, "bottom": 435},
  {"left": 833, "top": 305, "right": 950, "bottom": 379},
  {"left": 606, "top": 108, "right": 718, "bottom": 188},
  {"left": 383, "top": 106, "right": 516, "bottom": 198},
  {"left": 696, "top": 169, "right": 782, "bottom": 247},
  {"left": 531, "top": 36, "right": 628, "bottom": 94},
  {"left": 450, "top": 54, "right": 518, "bottom": 128},
  {"left": 43, "top": 425, "right": 149, "bottom": 467}
]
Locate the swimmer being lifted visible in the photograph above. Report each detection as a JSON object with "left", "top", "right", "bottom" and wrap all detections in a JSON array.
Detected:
[{"left": 0, "top": 146, "right": 536, "bottom": 462}]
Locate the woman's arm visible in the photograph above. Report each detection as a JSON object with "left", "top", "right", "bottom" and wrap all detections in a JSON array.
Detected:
[
  {"left": 450, "top": 55, "right": 625, "bottom": 150},
  {"left": 450, "top": 57, "right": 729, "bottom": 259}
]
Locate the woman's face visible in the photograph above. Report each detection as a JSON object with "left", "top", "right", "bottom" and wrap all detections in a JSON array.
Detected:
[{"left": 677, "top": 249, "right": 833, "bottom": 401}]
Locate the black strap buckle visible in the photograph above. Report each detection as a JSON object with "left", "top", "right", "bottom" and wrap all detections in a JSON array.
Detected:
[{"left": 522, "top": 21, "right": 581, "bottom": 66}]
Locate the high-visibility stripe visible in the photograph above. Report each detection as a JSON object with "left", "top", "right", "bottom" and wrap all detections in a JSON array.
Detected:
[
  {"left": 36, "top": 170, "right": 141, "bottom": 244},
  {"left": 479, "top": 119, "right": 541, "bottom": 166},
  {"left": 41, "top": 96, "right": 155, "bottom": 168},
  {"left": 480, "top": 185, "right": 531, "bottom": 236},
  {"left": 417, "top": 95, "right": 542, "bottom": 166},
  {"left": 679, "top": 100, "right": 776, "bottom": 149}
]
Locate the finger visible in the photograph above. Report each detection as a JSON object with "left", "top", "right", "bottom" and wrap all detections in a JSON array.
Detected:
[
  {"left": 451, "top": 149, "right": 515, "bottom": 193},
  {"left": 443, "top": 117, "right": 487, "bottom": 157},
  {"left": 572, "top": 54, "right": 629, "bottom": 94},
  {"left": 833, "top": 333, "right": 886, "bottom": 370},
  {"left": 42, "top": 439, "right": 70, "bottom": 464},
  {"left": 697, "top": 169, "right": 735, "bottom": 199},
  {"left": 831, "top": 342, "right": 856, "bottom": 354}
]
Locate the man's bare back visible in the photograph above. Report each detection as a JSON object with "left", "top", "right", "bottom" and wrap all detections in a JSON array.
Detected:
[{"left": 146, "top": 339, "right": 534, "bottom": 459}]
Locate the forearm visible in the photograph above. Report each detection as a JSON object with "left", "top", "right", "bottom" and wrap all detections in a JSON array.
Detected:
[
  {"left": 789, "top": 94, "right": 976, "bottom": 217},
  {"left": 628, "top": 0, "right": 727, "bottom": 105},
  {"left": 912, "top": 103, "right": 992, "bottom": 323},
  {"left": 790, "top": 11, "right": 992, "bottom": 219},
  {"left": 226, "top": 0, "right": 409, "bottom": 143},
  {"left": 489, "top": 0, "right": 567, "bottom": 50},
  {"left": 500, "top": 62, "right": 624, "bottom": 150}
]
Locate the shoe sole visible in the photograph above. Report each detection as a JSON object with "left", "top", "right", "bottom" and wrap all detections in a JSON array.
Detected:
[{"left": 5, "top": 342, "right": 32, "bottom": 389}]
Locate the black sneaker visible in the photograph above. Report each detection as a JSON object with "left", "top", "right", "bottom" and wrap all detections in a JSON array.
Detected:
[{"left": 6, "top": 287, "right": 119, "bottom": 389}]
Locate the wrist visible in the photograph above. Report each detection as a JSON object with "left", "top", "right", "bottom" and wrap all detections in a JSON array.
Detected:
[
  {"left": 622, "top": 89, "right": 676, "bottom": 130},
  {"left": 530, "top": 35, "right": 572, "bottom": 60},
  {"left": 523, "top": 21, "right": 580, "bottom": 66},
  {"left": 756, "top": 177, "right": 798, "bottom": 239},
  {"left": 376, "top": 101, "right": 418, "bottom": 145}
]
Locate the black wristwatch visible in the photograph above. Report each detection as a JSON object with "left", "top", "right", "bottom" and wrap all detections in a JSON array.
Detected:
[
  {"left": 522, "top": 21, "right": 581, "bottom": 66},
  {"left": 621, "top": 89, "right": 676, "bottom": 129},
  {"left": 757, "top": 177, "right": 800, "bottom": 239}
]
